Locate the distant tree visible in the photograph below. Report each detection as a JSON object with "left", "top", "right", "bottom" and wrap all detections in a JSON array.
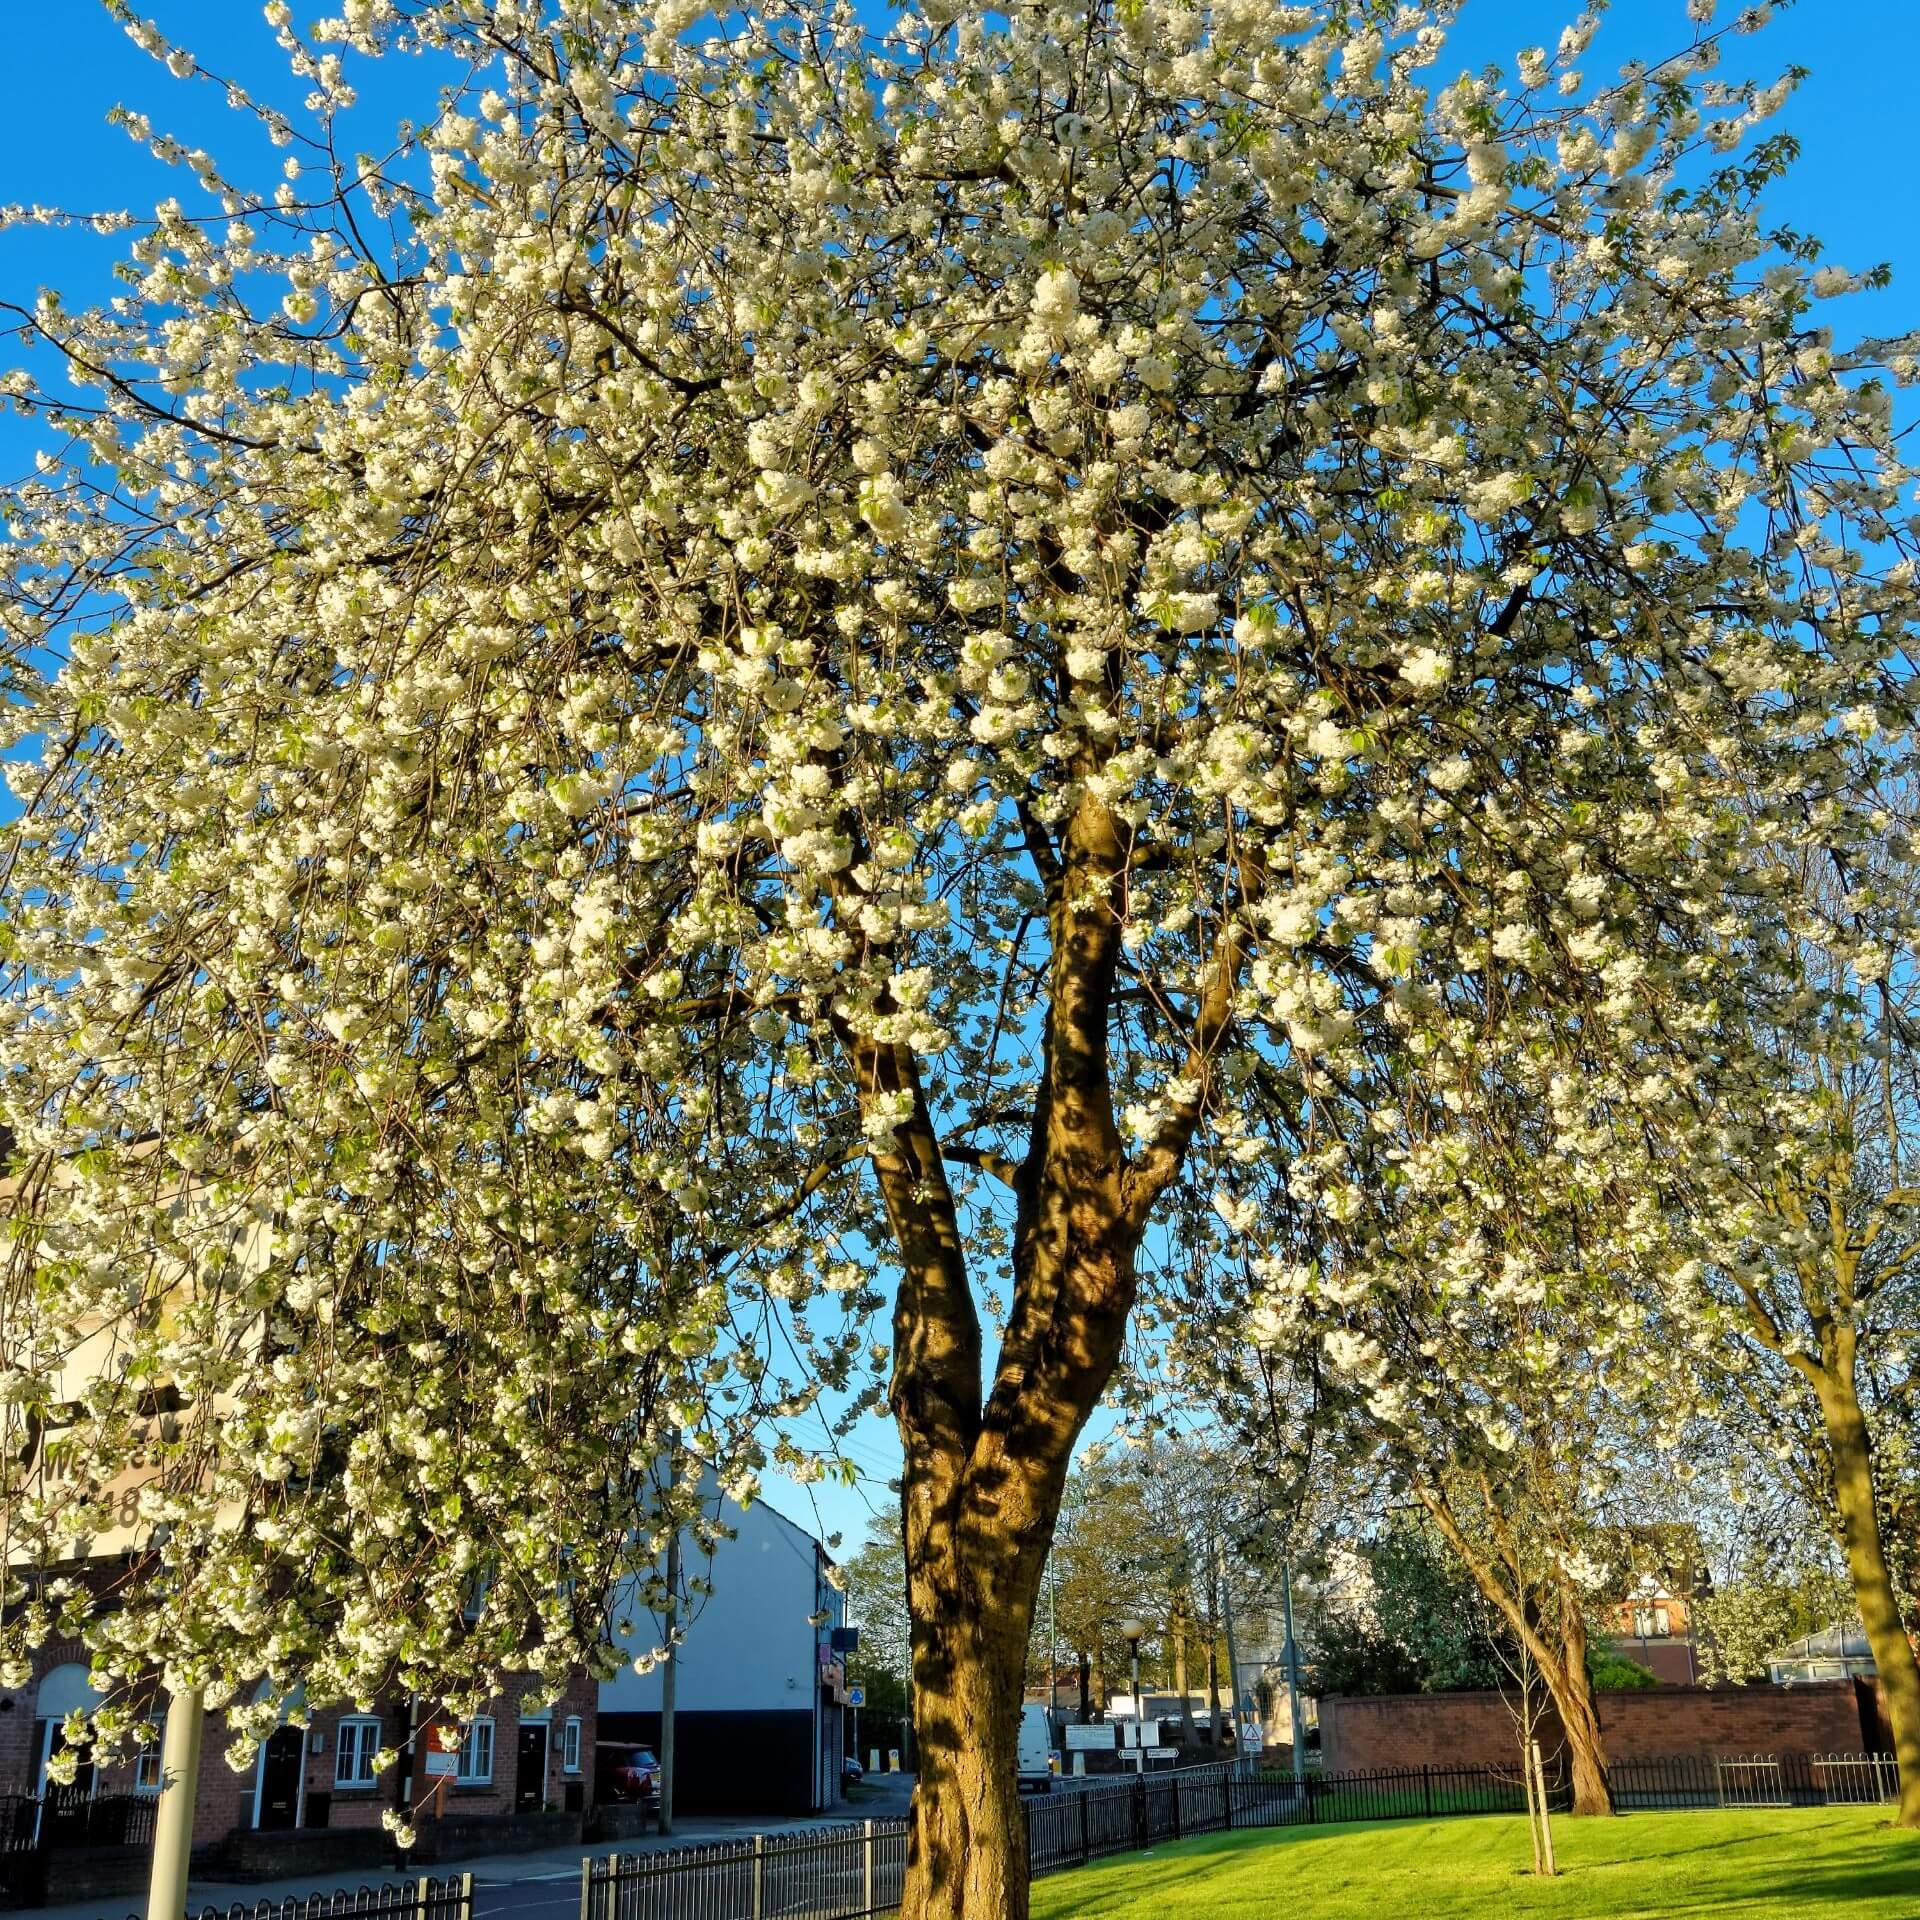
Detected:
[
  {"left": 1586, "top": 1652, "right": 1659, "bottom": 1692},
  {"left": 1304, "top": 1513, "right": 1502, "bottom": 1697},
  {"left": 1305, "top": 1611, "right": 1427, "bottom": 1700},
  {"left": 841, "top": 1508, "right": 913, "bottom": 1737},
  {"left": 1367, "top": 1515, "right": 1506, "bottom": 1694},
  {"left": 1692, "top": 1551, "right": 1859, "bottom": 1687}
]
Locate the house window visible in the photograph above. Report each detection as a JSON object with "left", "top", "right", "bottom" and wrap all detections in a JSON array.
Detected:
[
  {"left": 562, "top": 1717, "right": 582, "bottom": 1776},
  {"left": 335, "top": 1717, "right": 382, "bottom": 1788},
  {"left": 457, "top": 1718, "right": 494, "bottom": 1786},
  {"left": 134, "top": 1732, "right": 164, "bottom": 1794},
  {"left": 1632, "top": 1605, "right": 1672, "bottom": 1639}
]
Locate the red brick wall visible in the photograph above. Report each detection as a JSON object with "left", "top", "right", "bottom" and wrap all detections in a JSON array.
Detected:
[{"left": 1320, "top": 1682, "right": 1872, "bottom": 1774}]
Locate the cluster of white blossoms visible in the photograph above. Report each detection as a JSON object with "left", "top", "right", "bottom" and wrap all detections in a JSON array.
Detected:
[{"left": 0, "top": 0, "right": 1915, "bottom": 1763}]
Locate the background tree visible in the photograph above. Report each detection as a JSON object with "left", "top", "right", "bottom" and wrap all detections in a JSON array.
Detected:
[
  {"left": 1692, "top": 1550, "right": 1858, "bottom": 1687},
  {"left": 1305, "top": 1512, "right": 1504, "bottom": 1697},
  {"left": 3, "top": 3, "right": 1917, "bottom": 1913},
  {"left": 1656, "top": 818, "right": 1920, "bottom": 1819},
  {"left": 841, "top": 1507, "right": 915, "bottom": 1759},
  {"left": 1031, "top": 1448, "right": 1160, "bottom": 1719}
]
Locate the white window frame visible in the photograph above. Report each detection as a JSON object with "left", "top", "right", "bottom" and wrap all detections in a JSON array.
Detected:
[
  {"left": 561, "top": 1717, "right": 582, "bottom": 1776},
  {"left": 335, "top": 1716, "right": 382, "bottom": 1788},
  {"left": 457, "top": 1717, "right": 494, "bottom": 1786},
  {"left": 134, "top": 1731, "right": 165, "bottom": 1794}
]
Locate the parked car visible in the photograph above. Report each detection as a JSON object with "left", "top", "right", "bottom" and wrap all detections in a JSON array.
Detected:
[
  {"left": 843, "top": 1755, "right": 865, "bottom": 1787},
  {"left": 603, "top": 1745, "right": 662, "bottom": 1805}
]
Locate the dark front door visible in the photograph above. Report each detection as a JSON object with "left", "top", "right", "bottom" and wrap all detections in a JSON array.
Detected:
[
  {"left": 35, "top": 1724, "right": 95, "bottom": 1848},
  {"left": 256, "top": 1726, "right": 304, "bottom": 1830},
  {"left": 515, "top": 1724, "right": 548, "bottom": 1813}
]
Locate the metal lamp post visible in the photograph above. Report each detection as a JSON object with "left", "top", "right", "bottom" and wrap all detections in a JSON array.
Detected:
[{"left": 1120, "top": 1618, "right": 1146, "bottom": 1774}]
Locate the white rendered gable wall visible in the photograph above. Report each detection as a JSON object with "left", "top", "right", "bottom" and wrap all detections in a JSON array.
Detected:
[{"left": 600, "top": 1471, "right": 843, "bottom": 1716}]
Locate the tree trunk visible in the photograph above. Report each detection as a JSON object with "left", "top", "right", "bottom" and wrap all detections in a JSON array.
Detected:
[
  {"left": 1173, "top": 1595, "right": 1196, "bottom": 1745},
  {"left": 1202, "top": 1547, "right": 1222, "bottom": 1745},
  {"left": 1548, "top": 1606, "right": 1613, "bottom": 1818},
  {"left": 1814, "top": 1363, "right": 1920, "bottom": 1828},
  {"left": 904, "top": 1597, "right": 1033, "bottom": 1920},
  {"left": 855, "top": 783, "right": 1244, "bottom": 1916},
  {"left": 1206, "top": 1621, "right": 1222, "bottom": 1747}
]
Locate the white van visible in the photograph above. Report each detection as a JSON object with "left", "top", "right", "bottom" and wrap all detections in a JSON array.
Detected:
[{"left": 1016, "top": 1704, "right": 1055, "bottom": 1792}]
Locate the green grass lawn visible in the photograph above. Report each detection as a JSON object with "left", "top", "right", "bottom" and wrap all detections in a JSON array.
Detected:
[{"left": 1028, "top": 1809, "right": 1920, "bottom": 1918}]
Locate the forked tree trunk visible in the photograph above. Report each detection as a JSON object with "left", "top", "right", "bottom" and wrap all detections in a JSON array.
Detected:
[
  {"left": 891, "top": 1211, "right": 1141, "bottom": 1919},
  {"left": 847, "top": 783, "right": 1247, "bottom": 1918},
  {"left": 1813, "top": 1362, "right": 1920, "bottom": 1828},
  {"left": 893, "top": 1227, "right": 1138, "bottom": 1920}
]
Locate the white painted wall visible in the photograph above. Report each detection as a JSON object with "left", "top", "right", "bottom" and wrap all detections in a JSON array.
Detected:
[{"left": 601, "top": 1473, "right": 841, "bottom": 1716}]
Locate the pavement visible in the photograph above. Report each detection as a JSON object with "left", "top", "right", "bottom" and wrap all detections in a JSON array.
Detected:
[{"left": 42, "top": 1776, "right": 919, "bottom": 1920}]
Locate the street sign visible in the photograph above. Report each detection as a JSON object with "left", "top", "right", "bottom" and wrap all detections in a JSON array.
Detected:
[
  {"left": 422, "top": 1752, "right": 458, "bottom": 1778},
  {"left": 848, "top": 1685, "right": 866, "bottom": 1707}
]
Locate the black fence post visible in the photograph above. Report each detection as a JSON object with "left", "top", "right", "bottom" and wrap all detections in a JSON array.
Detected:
[
  {"left": 1423, "top": 1764, "right": 1433, "bottom": 1818},
  {"left": 1079, "top": 1784, "right": 1091, "bottom": 1865},
  {"left": 1171, "top": 1772, "right": 1181, "bottom": 1843},
  {"left": 1132, "top": 1771, "right": 1147, "bottom": 1854},
  {"left": 1225, "top": 1767, "right": 1236, "bottom": 1831}
]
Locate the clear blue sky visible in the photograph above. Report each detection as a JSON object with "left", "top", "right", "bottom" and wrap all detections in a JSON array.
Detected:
[{"left": 1, "top": 0, "right": 1913, "bottom": 1553}]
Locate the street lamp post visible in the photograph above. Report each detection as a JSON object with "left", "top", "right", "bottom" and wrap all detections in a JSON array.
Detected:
[
  {"left": 1120, "top": 1618, "right": 1146, "bottom": 1775},
  {"left": 1281, "top": 1558, "right": 1305, "bottom": 1785}
]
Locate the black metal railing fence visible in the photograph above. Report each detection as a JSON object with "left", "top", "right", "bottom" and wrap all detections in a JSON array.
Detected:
[
  {"left": 103, "top": 1875, "right": 473, "bottom": 1920},
  {"left": 581, "top": 1750, "right": 1902, "bottom": 1920},
  {"left": 0, "top": 1787, "right": 158, "bottom": 1854}
]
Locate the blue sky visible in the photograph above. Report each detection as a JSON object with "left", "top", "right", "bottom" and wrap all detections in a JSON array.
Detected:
[{"left": 0, "top": 0, "right": 1913, "bottom": 1553}]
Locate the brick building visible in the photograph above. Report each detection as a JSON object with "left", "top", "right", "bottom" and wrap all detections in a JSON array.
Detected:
[
  {"left": 0, "top": 1627, "right": 597, "bottom": 1896},
  {"left": 1597, "top": 1524, "right": 1710, "bottom": 1685}
]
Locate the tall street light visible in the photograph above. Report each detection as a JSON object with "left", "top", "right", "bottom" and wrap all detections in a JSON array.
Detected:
[{"left": 1120, "top": 1618, "right": 1146, "bottom": 1775}]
